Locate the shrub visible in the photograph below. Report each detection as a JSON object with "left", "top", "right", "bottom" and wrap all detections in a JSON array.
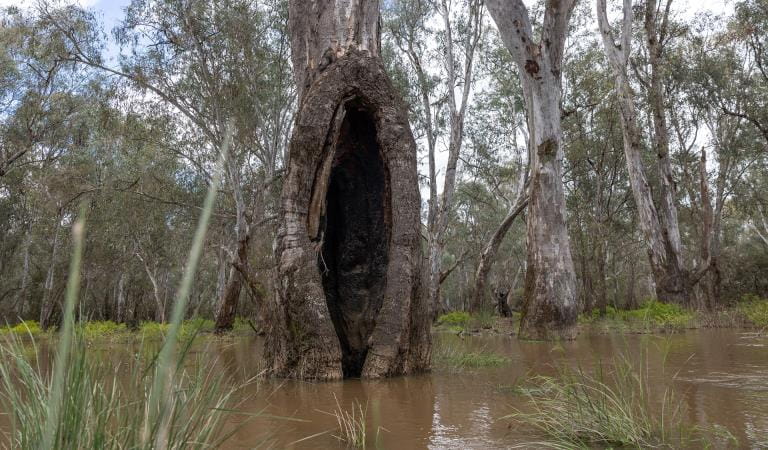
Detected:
[
  {"left": 78, "top": 321, "right": 128, "bottom": 340},
  {"left": 506, "top": 355, "right": 728, "bottom": 448},
  {"left": 738, "top": 295, "right": 768, "bottom": 327},
  {"left": 582, "top": 300, "right": 693, "bottom": 330},
  {"left": 0, "top": 321, "right": 44, "bottom": 337},
  {"left": 432, "top": 336, "right": 508, "bottom": 369},
  {"left": 436, "top": 311, "right": 471, "bottom": 327}
]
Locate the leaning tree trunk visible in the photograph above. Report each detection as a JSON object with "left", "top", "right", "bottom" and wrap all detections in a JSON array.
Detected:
[
  {"left": 644, "top": 0, "right": 689, "bottom": 304},
  {"left": 597, "top": 0, "right": 692, "bottom": 305},
  {"left": 486, "top": 0, "right": 580, "bottom": 340},
  {"left": 264, "top": 0, "right": 430, "bottom": 380},
  {"left": 470, "top": 189, "right": 528, "bottom": 313}
]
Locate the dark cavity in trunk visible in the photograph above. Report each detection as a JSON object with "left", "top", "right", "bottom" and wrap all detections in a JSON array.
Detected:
[{"left": 319, "top": 104, "right": 390, "bottom": 378}]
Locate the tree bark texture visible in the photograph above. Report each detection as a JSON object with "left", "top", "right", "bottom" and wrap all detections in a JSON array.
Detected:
[
  {"left": 486, "top": 0, "right": 580, "bottom": 340},
  {"left": 644, "top": 0, "right": 689, "bottom": 304},
  {"left": 597, "top": 0, "right": 700, "bottom": 305},
  {"left": 264, "top": 0, "right": 430, "bottom": 380}
]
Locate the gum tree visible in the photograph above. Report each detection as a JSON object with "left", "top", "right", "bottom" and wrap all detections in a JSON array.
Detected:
[
  {"left": 264, "top": 0, "right": 431, "bottom": 380},
  {"left": 485, "top": 0, "right": 580, "bottom": 339}
]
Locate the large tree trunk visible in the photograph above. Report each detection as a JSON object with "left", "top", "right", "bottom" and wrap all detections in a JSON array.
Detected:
[
  {"left": 214, "top": 227, "right": 247, "bottom": 332},
  {"left": 597, "top": 0, "right": 695, "bottom": 305},
  {"left": 644, "top": 0, "right": 689, "bottom": 304},
  {"left": 264, "top": 0, "right": 430, "bottom": 380},
  {"left": 486, "top": 0, "right": 580, "bottom": 340}
]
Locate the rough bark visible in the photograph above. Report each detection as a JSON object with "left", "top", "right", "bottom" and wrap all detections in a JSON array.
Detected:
[
  {"left": 486, "top": 0, "right": 580, "bottom": 340},
  {"left": 265, "top": 0, "right": 429, "bottom": 380},
  {"left": 597, "top": 0, "right": 699, "bottom": 304},
  {"left": 644, "top": 0, "right": 688, "bottom": 303}
]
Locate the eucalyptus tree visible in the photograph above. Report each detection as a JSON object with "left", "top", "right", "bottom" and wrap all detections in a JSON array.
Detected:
[
  {"left": 37, "top": 0, "right": 294, "bottom": 331},
  {"left": 485, "top": 0, "right": 580, "bottom": 339},
  {"left": 384, "top": 0, "right": 485, "bottom": 317},
  {"left": 265, "top": 0, "right": 430, "bottom": 380},
  {"left": 724, "top": 0, "right": 768, "bottom": 147},
  {"left": 466, "top": 32, "right": 530, "bottom": 313}
]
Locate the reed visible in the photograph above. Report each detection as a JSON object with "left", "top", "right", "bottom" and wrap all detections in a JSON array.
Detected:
[{"left": 0, "top": 124, "right": 248, "bottom": 449}]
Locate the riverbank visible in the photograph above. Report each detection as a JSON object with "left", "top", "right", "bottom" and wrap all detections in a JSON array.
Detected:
[{"left": 434, "top": 296, "right": 768, "bottom": 337}]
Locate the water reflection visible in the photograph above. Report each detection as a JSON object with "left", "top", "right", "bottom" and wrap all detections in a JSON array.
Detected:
[{"left": 2, "top": 329, "right": 766, "bottom": 449}]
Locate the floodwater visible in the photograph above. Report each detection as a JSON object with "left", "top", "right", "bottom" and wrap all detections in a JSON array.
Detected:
[
  {"left": 214, "top": 329, "right": 768, "bottom": 449},
  {"left": 6, "top": 329, "right": 768, "bottom": 448}
]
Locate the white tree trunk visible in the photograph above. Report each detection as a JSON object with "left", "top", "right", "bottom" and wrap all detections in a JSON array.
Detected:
[{"left": 486, "top": 0, "right": 580, "bottom": 339}]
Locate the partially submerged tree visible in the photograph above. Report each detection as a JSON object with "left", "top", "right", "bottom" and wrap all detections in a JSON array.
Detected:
[
  {"left": 596, "top": 0, "right": 713, "bottom": 305},
  {"left": 485, "top": 0, "right": 580, "bottom": 339},
  {"left": 264, "top": 0, "right": 430, "bottom": 379}
]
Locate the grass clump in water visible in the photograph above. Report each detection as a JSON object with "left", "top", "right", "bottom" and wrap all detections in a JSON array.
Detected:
[
  {"left": 582, "top": 300, "right": 694, "bottom": 331},
  {"left": 330, "top": 394, "right": 369, "bottom": 449},
  {"left": 506, "top": 354, "right": 727, "bottom": 448},
  {"left": 738, "top": 294, "right": 768, "bottom": 328},
  {"left": 432, "top": 336, "right": 508, "bottom": 369}
]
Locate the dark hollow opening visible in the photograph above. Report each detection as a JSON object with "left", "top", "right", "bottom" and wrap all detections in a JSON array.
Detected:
[{"left": 319, "top": 104, "right": 390, "bottom": 378}]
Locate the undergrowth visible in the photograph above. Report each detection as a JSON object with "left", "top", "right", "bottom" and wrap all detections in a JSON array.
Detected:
[
  {"left": 505, "top": 353, "right": 735, "bottom": 448},
  {"left": 581, "top": 300, "right": 694, "bottom": 331},
  {"left": 432, "top": 336, "right": 508, "bottom": 369}
]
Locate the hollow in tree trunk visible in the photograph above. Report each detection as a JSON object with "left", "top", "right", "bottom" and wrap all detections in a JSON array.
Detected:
[{"left": 264, "top": 0, "right": 430, "bottom": 380}]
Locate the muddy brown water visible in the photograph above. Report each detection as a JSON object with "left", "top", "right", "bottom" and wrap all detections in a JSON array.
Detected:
[{"left": 4, "top": 329, "right": 768, "bottom": 449}]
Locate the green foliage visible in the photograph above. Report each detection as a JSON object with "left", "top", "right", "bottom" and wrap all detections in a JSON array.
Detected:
[
  {"left": 0, "top": 333, "right": 246, "bottom": 449},
  {"left": 233, "top": 316, "right": 255, "bottom": 333},
  {"left": 139, "top": 319, "right": 215, "bottom": 341},
  {"left": 738, "top": 295, "right": 768, "bottom": 327},
  {"left": 469, "top": 309, "right": 496, "bottom": 330},
  {"left": 582, "top": 300, "right": 694, "bottom": 331},
  {"left": 437, "top": 311, "right": 471, "bottom": 327},
  {"left": 432, "top": 337, "right": 508, "bottom": 369},
  {"left": 0, "top": 320, "right": 44, "bottom": 337},
  {"left": 77, "top": 321, "right": 127, "bottom": 340},
  {"left": 506, "top": 355, "right": 725, "bottom": 448}
]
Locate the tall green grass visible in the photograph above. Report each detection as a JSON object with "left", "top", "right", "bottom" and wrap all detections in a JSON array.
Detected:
[
  {"left": 505, "top": 353, "right": 730, "bottom": 448},
  {"left": 0, "top": 124, "right": 248, "bottom": 449},
  {"left": 432, "top": 335, "right": 509, "bottom": 370}
]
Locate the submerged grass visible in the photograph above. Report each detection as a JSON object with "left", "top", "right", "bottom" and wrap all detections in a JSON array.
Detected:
[
  {"left": 331, "top": 394, "right": 368, "bottom": 449},
  {"left": 0, "top": 126, "right": 247, "bottom": 449},
  {"left": 738, "top": 295, "right": 768, "bottom": 328},
  {"left": 505, "top": 352, "right": 733, "bottom": 449},
  {"left": 432, "top": 336, "right": 509, "bottom": 369}
]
